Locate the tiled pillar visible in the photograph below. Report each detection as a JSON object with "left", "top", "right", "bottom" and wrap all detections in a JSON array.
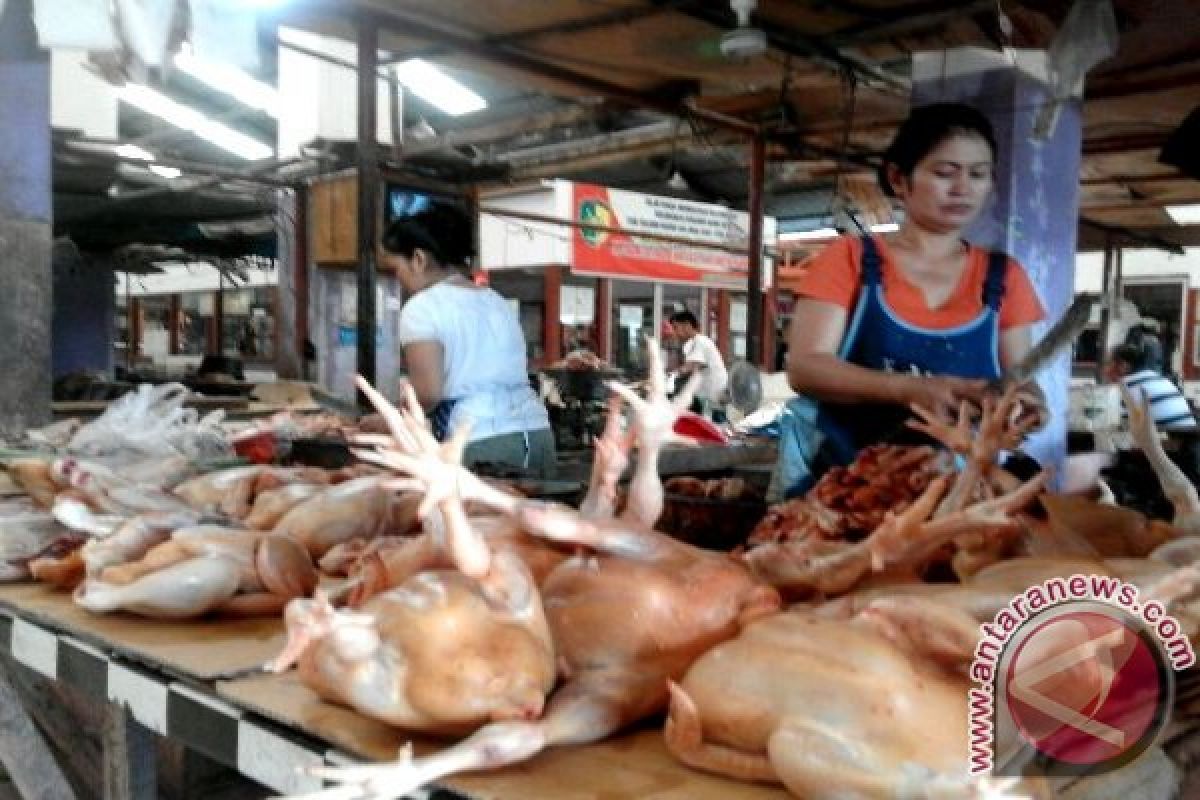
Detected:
[
  {"left": 914, "top": 49, "right": 1082, "bottom": 473},
  {"left": 0, "top": 0, "right": 52, "bottom": 435}
]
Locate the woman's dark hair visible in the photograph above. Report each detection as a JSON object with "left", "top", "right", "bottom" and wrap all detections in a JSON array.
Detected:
[
  {"left": 381, "top": 203, "right": 474, "bottom": 268},
  {"left": 669, "top": 310, "right": 699, "bottom": 327},
  {"left": 878, "top": 103, "right": 998, "bottom": 197}
]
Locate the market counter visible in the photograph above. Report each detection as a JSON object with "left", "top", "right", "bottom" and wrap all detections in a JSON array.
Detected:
[{"left": 0, "top": 582, "right": 789, "bottom": 799}]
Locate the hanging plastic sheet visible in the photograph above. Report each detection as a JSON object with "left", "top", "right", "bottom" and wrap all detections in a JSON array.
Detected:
[
  {"left": 32, "top": 0, "right": 119, "bottom": 50},
  {"left": 115, "top": 0, "right": 178, "bottom": 67},
  {"left": 1034, "top": 0, "right": 1119, "bottom": 138},
  {"left": 188, "top": 0, "right": 260, "bottom": 72}
]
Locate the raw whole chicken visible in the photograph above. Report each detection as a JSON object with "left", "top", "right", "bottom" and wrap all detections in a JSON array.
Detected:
[
  {"left": 743, "top": 472, "right": 1044, "bottom": 600},
  {"left": 74, "top": 526, "right": 318, "bottom": 618},
  {"left": 286, "top": 346, "right": 780, "bottom": 800},
  {"left": 743, "top": 390, "right": 1047, "bottom": 598},
  {"left": 665, "top": 602, "right": 1014, "bottom": 799},
  {"left": 665, "top": 558, "right": 1200, "bottom": 800},
  {"left": 749, "top": 444, "right": 949, "bottom": 545},
  {"left": 271, "top": 476, "right": 421, "bottom": 558},
  {"left": 328, "top": 398, "right": 632, "bottom": 607},
  {"left": 6, "top": 458, "right": 61, "bottom": 509},
  {"left": 329, "top": 514, "right": 570, "bottom": 608},
  {"left": 173, "top": 465, "right": 331, "bottom": 519},
  {"left": 268, "top": 378, "right": 556, "bottom": 736},
  {"left": 243, "top": 484, "right": 324, "bottom": 530}
]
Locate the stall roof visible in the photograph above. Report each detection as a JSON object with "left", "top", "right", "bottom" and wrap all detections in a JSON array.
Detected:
[
  {"left": 274, "top": 0, "right": 1200, "bottom": 252},
  {"left": 49, "top": 0, "right": 1200, "bottom": 254}
]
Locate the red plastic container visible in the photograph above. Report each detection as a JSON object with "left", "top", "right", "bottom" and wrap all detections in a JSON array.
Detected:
[
  {"left": 231, "top": 430, "right": 278, "bottom": 464},
  {"left": 672, "top": 412, "right": 730, "bottom": 445}
]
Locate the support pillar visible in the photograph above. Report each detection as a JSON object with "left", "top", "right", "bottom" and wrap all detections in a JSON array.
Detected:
[
  {"left": 355, "top": 17, "right": 379, "bottom": 402},
  {"left": 745, "top": 135, "right": 766, "bottom": 365},
  {"left": 0, "top": 0, "right": 52, "bottom": 436},
  {"left": 275, "top": 187, "right": 306, "bottom": 380},
  {"left": 913, "top": 48, "right": 1083, "bottom": 474},
  {"left": 594, "top": 278, "right": 611, "bottom": 361},
  {"left": 543, "top": 266, "right": 562, "bottom": 366}
]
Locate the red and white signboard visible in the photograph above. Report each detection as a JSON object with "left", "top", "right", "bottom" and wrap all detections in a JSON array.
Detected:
[{"left": 570, "top": 183, "right": 772, "bottom": 288}]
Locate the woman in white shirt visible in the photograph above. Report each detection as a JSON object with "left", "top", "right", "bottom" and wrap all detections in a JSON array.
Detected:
[{"left": 378, "top": 204, "right": 555, "bottom": 476}]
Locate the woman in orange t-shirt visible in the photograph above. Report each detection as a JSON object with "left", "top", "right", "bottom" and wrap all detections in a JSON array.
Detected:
[{"left": 775, "top": 103, "right": 1046, "bottom": 498}]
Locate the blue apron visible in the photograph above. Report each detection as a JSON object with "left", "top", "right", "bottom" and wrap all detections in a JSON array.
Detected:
[{"left": 777, "top": 235, "right": 1008, "bottom": 498}]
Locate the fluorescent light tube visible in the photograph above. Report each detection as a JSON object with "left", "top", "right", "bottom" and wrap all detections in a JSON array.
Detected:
[
  {"left": 1165, "top": 204, "right": 1200, "bottom": 225},
  {"left": 392, "top": 59, "right": 486, "bottom": 116},
  {"left": 119, "top": 83, "right": 274, "bottom": 161},
  {"left": 174, "top": 47, "right": 280, "bottom": 118},
  {"left": 779, "top": 228, "right": 839, "bottom": 242},
  {"left": 115, "top": 144, "right": 154, "bottom": 160}
]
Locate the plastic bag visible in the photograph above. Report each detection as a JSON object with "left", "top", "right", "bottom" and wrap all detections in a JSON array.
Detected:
[{"left": 67, "top": 383, "right": 232, "bottom": 464}]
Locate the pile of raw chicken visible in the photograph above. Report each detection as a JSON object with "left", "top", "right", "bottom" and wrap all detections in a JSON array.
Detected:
[{"left": 3, "top": 350, "right": 1200, "bottom": 800}]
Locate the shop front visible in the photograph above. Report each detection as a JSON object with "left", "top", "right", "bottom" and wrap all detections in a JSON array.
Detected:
[{"left": 481, "top": 180, "right": 777, "bottom": 376}]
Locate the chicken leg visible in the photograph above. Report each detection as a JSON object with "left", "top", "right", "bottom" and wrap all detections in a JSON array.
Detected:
[
  {"left": 607, "top": 337, "right": 700, "bottom": 528},
  {"left": 276, "top": 384, "right": 778, "bottom": 800},
  {"left": 1122, "top": 384, "right": 1200, "bottom": 534},
  {"left": 270, "top": 376, "right": 555, "bottom": 743}
]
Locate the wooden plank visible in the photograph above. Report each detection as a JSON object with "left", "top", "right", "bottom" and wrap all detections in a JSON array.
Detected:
[
  {"left": 217, "top": 671, "right": 790, "bottom": 800},
  {"left": 0, "top": 583, "right": 283, "bottom": 682},
  {"left": 0, "top": 656, "right": 78, "bottom": 800},
  {"left": 102, "top": 706, "right": 157, "bottom": 800}
]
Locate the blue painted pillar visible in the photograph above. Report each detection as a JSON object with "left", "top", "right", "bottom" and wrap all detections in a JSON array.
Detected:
[
  {"left": 0, "top": 0, "right": 53, "bottom": 435},
  {"left": 913, "top": 49, "right": 1081, "bottom": 474}
]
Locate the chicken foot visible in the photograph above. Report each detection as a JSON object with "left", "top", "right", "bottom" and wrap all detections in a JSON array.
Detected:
[
  {"left": 746, "top": 471, "right": 1046, "bottom": 597},
  {"left": 607, "top": 337, "right": 700, "bottom": 528},
  {"left": 578, "top": 396, "right": 632, "bottom": 520},
  {"left": 281, "top": 668, "right": 672, "bottom": 800},
  {"left": 1122, "top": 384, "right": 1200, "bottom": 534}
]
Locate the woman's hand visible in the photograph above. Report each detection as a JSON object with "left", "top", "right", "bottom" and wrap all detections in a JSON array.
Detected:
[
  {"left": 895, "top": 374, "right": 987, "bottom": 417},
  {"left": 1008, "top": 381, "right": 1049, "bottom": 433}
]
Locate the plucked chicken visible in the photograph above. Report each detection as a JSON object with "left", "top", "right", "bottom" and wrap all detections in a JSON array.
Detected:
[
  {"left": 282, "top": 347, "right": 779, "bottom": 800},
  {"left": 74, "top": 526, "right": 318, "bottom": 618},
  {"left": 268, "top": 376, "right": 556, "bottom": 737}
]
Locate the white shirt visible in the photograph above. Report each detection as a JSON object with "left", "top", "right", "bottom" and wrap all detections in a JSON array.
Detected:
[
  {"left": 1121, "top": 370, "right": 1197, "bottom": 430},
  {"left": 682, "top": 333, "right": 728, "bottom": 403},
  {"left": 399, "top": 281, "right": 550, "bottom": 440}
]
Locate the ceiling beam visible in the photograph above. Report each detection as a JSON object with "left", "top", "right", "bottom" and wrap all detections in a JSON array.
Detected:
[
  {"left": 1081, "top": 198, "right": 1200, "bottom": 213},
  {"left": 1080, "top": 173, "right": 1188, "bottom": 186},
  {"left": 1087, "top": 64, "right": 1200, "bottom": 99},
  {"left": 402, "top": 105, "right": 605, "bottom": 158},
  {"left": 337, "top": 4, "right": 759, "bottom": 137},
  {"left": 828, "top": 0, "right": 995, "bottom": 46},
  {"left": 661, "top": 1, "right": 907, "bottom": 91},
  {"left": 378, "top": 3, "right": 687, "bottom": 66},
  {"left": 1082, "top": 133, "right": 1170, "bottom": 155},
  {"left": 1079, "top": 217, "right": 1185, "bottom": 254}
]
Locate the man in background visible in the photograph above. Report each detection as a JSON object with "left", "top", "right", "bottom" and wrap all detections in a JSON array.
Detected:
[
  {"left": 668, "top": 310, "right": 728, "bottom": 421},
  {"left": 1108, "top": 342, "right": 1196, "bottom": 431}
]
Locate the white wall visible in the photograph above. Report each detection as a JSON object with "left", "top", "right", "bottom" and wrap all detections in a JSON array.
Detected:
[
  {"left": 277, "top": 27, "right": 396, "bottom": 159},
  {"left": 1075, "top": 247, "right": 1200, "bottom": 292},
  {"left": 479, "top": 182, "right": 570, "bottom": 269},
  {"left": 51, "top": 50, "right": 118, "bottom": 139}
]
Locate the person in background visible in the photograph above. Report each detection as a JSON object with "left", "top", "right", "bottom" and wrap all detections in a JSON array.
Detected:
[
  {"left": 376, "top": 204, "right": 555, "bottom": 476},
  {"left": 1108, "top": 342, "right": 1197, "bottom": 431},
  {"left": 668, "top": 310, "right": 729, "bottom": 421},
  {"left": 774, "top": 102, "right": 1047, "bottom": 500}
]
